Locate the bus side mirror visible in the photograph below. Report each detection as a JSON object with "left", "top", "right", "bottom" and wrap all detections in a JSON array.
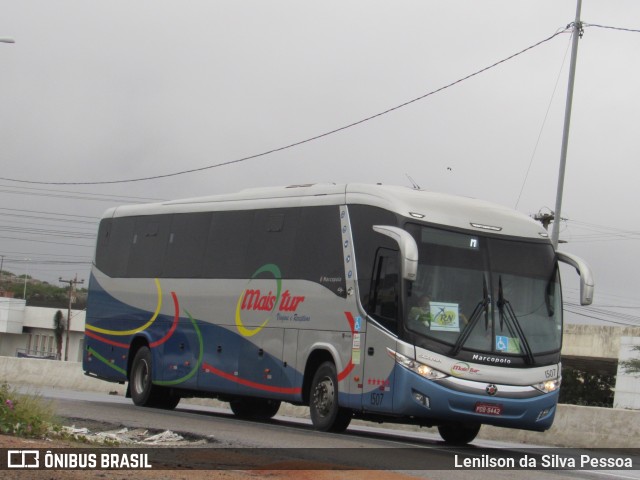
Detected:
[
  {"left": 372, "top": 226, "right": 418, "bottom": 282},
  {"left": 557, "top": 251, "right": 594, "bottom": 306}
]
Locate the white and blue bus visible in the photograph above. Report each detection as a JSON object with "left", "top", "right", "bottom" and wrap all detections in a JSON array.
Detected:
[{"left": 83, "top": 183, "right": 594, "bottom": 444}]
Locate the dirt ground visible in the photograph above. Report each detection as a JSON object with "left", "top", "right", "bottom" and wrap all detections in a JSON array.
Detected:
[{"left": 0, "top": 434, "right": 422, "bottom": 480}]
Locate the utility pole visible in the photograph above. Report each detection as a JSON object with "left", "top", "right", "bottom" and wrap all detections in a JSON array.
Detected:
[
  {"left": 23, "top": 258, "right": 30, "bottom": 300},
  {"left": 59, "top": 274, "right": 84, "bottom": 362},
  {"left": 551, "top": 0, "right": 583, "bottom": 249}
]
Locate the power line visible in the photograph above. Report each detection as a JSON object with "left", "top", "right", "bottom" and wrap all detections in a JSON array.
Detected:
[
  {"left": 0, "top": 184, "right": 166, "bottom": 203},
  {"left": 0, "top": 187, "right": 162, "bottom": 204},
  {"left": 0, "top": 218, "right": 97, "bottom": 230},
  {"left": 583, "top": 23, "right": 640, "bottom": 34},
  {"left": 568, "top": 235, "right": 640, "bottom": 244},
  {"left": 0, "top": 27, "right": 571, "bottom": 186},
  {"left": 0, "top": 212, "right": 97, "bottom": 227},
  {"left": 0, "top": 207, "right": 99, "bottom": 220},
  {"left": 567, "top": 219, "right": 640, "bottom": 236},
  {"left": 0, "top": 225, "right": 96, "bottom": 239},
  {"left": 0, "top": 235, "right": 94, "bottom": 248},
  {"left": 563, "top": 293, "right": 640, "bottom": 326},
  {"left": 0, "top": 250, "right": 91, "bottom": 260},
  {"left": 563, "top": 285, "right": 640, "bottom": 309},
  {"left": 515, "top": 30, "right": 573, "bottom": 209},
  {"left": 560, "top": 218, "right": 640, "bottom": 244},
  {"left": 28, "top": 262, "right": 90, "bottom": 267},
  {"left": 564, "top": 306, "right": 640, "bottom": 327},
  {"left": 565, "top": 302, "right": 640, "bottom": 324}
]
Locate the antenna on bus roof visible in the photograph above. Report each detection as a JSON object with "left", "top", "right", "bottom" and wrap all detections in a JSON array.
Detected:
[{"left": 405, "top": 174, "right": 421, "bottom": 190}]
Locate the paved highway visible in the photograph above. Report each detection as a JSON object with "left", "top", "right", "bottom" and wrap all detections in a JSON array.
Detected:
[{"left": 15, "top": 385, "right": 640, "bottom": 479}]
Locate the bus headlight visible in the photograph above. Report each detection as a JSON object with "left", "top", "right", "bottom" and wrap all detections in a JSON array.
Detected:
[
  {"left": 534, "top": 378, "right": 561, "bottom": 394},
  {"left": 387, "top": 349, "right": 448, "bottom": 380}
]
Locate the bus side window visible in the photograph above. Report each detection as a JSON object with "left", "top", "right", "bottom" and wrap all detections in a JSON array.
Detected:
[
  {"left": 95, "top": 217, "right": 135, "bottom": 278},
  {"left": 369, "top": 249, "right": 400, "bottom": 334},
  {"left": 164, "top": 212, "right": 211, "bottom": 278},
  {"left": 128, "top": 215, "right": 171, "bottom": 278}
]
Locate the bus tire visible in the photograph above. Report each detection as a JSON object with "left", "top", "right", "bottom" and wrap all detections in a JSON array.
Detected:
[
  {"left": 130, "top": 346, "right": 154, "bottom": 406},
  {"left": 309, "top": 361, "right": 352, "bottom": 432},
  {"left": 230, "top": 398, "right": 281, "bottom": 420},
  {"left": 437, "top": 422, "right": 481, "bottom": 445},
  {"left": 130, "top": 346, "right": 181, "bottom": 410}
]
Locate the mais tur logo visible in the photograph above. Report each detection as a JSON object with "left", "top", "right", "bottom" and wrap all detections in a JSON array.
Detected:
[
  {"left": 450, "top": 361, "right": 480, "bottom": 377},
  {"left": 235, "top": 264, "right": 305, "bottom": 337}
]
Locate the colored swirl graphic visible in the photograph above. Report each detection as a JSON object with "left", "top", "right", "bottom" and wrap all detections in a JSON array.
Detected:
[
  {"left": 154, "top": 309, "right": 203, "bottom": 386},
  {"left": 86, "top": 276, "right": 356, "bottom": 396},
  {"left": 85, "top": 278, "right": 163, "bottom": 336},
  {"left": 235, "top": 263, "right": 282, "bottom": 337}
]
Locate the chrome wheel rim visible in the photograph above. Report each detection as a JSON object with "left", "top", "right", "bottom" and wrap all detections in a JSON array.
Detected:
[
  {"left": 133, "top": 359, "right": 149, "bottom": 394},
  {"left": 313, "top": 377, "right": 335, "bottom": 417}
]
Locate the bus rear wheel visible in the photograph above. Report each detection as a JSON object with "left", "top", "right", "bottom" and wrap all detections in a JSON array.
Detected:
[
  {"left": 309, "top": 361, "right": 352, "bottom": 432},
  {"left": 130, "top": 346, "right": 180, "bottom": 410},
  {"left": 437, "top": 422, "right": 481, "bottom": 445},
  {"left": 230, "top": 398, "right": 281, "bottom": 420}
]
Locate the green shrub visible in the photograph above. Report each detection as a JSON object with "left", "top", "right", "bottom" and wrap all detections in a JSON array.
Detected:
[
  {"left": 0, "top": 383, "right": 58, "bottom": 437},
  {"left": 558, "top": 367, "right": 615, "bottom": 407}
]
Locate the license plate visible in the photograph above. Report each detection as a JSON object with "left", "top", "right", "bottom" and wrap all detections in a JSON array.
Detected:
[{"left": 475, "top": 402, "right": 503, "bottom": 415}]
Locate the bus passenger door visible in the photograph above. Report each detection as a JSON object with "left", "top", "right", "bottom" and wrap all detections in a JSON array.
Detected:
[{"left": 362, "top": 248, "right": 399, "bottom": 413}]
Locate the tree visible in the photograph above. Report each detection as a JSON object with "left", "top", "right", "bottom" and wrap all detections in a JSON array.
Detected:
[
  {"left": 558, "top": 367, "right": 615, "bottom": 407},
  {"left": 53, "top": 310, "right": 66, "bottom": 361},
  {"left": 620, "top": 346, "right": 640, "bottom": 376}
]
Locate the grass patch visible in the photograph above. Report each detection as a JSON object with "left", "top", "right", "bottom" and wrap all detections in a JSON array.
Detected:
[{"left": 0, "top": 382, "right": 60, "bottom": 438}]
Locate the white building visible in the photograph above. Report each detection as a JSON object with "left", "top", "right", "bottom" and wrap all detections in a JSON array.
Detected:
[{"left": 0, "top": 296, "right": 85, "bottom": 362}]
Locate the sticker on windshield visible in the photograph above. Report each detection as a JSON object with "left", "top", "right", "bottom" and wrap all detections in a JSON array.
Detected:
[
  {"left": 496, "top": 335, "right": 509, "bottom": 351},
  {"left": 429, "top": 302, "right": 460, "bottom": 332},
  {"left": 496, "top": 335, "right": 521, "bottom": 353}
]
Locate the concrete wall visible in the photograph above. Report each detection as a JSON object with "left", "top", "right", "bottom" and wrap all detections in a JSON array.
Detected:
[
  {"left": 0, "top": 356, "right": 111, "bottom": 393},
  {"left": 1, "top": 356, "right": 638, "bottom": 448},
  {"left": 478, "top": 404, "right": 639, "bottom": 448},
  {"left": 562, "top": 324, "right": 640, "bottom": 359}
]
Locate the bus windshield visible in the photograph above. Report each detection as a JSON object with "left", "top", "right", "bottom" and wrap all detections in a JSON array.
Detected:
[{"left": 404, "top": 224, "right": 562, "bottom": 357}]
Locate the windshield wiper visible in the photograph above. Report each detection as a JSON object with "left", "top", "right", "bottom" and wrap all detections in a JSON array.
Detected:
[
  {"left": 450, "top": 277, "right": 490, "bottom": 356},
  {"left": 497, "top": 276, "right": 535, "bottom": 365}
]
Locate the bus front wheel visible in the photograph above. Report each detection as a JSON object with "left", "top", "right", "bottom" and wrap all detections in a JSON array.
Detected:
[
  {"left": 437, "top": 422, "right": 481, "bottom": 445},
  {"left": 309, "top": 361, "right": 352, "bottom": 432}
]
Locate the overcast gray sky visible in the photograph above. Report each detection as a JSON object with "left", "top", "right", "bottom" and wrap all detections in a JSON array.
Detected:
[{"left": 1, "top": 1, "right": 638, "bottom": 327}]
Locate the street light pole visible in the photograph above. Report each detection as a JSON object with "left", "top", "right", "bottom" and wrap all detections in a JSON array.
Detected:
[{"left": 0, "top": 38, "right": 15, "bottom": 43}]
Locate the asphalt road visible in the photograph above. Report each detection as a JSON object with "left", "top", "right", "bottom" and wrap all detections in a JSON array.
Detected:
[{"left": 14, "top": 386, "right": 640, "bottom": 480}]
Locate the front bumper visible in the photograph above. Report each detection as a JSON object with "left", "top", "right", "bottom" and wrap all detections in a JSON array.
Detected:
[{"left": 392, "top": 364, "right": 558, "bottom": 431}]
